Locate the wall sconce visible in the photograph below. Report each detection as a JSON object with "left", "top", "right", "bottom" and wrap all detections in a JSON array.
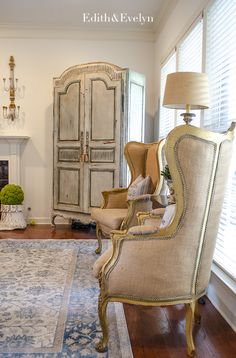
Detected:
[{"left": 3, "top": 56, "right": 20, "bottom": 121}]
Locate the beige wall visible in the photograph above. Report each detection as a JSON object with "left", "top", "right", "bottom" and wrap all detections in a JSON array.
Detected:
[
  {"left": 0, "top": 35, "right": 155, "bottom": 222},
  {"left": 0, "top": 0, "right": 210, "bottom": 222},
  {"left": 154, "top": 0, "right": 209, "bottom": 139}
]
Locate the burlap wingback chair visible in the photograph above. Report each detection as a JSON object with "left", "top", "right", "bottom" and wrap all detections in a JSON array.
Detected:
[
  {"left": 91, "top": 139, "right": 165, "bottom": 254},
  {"left": 93, "top": 123, "right": 235, "bottom": 356}
]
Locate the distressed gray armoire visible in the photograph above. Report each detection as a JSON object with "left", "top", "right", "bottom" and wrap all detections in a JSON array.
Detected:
[{"left": 52, "top": 62, "right": 145, "bottom": 225}]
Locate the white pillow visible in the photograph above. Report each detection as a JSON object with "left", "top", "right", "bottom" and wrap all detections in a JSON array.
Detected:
[
  {"left": 127, "top": 175, "right": 151, "bottom": 200},
  {"left": 160, "top": 204, "right": 176, "bottom": 228}
]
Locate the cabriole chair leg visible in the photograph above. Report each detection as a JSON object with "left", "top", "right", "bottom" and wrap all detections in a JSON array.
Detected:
[
  {"left": 95, "top": 295, "right": 109, "bottom": 352},
  {"left": 95, "top": 223, "right": 103, "bottom": 254},
  {"left": 185, "top": 301, "right": 196, "bottom": 357},
  {"left": 194, "top": 301, "right": 201, "bottom": 324}
]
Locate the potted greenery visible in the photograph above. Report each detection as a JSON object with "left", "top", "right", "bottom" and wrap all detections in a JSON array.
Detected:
[
  {"left": 161, "top": 164, "right": 171, "bottom": 181},
  {"left": 0, "top": 184, "right": 27, "bottom": 230},
  {"left": 161, "top": 165, "right": 175, "bottom": 204}
]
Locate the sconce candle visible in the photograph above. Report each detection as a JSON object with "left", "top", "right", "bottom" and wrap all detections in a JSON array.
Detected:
[{"left": 2, "top": 56, "right": 20, "bottom": 121}]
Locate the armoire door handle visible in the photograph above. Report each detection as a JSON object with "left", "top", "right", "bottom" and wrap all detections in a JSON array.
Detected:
[
  {"left": 80, "top": 131, "right": 84, "bottom": 162},
  {"left": 84, "top": 131, "right": 89, "bottom": 162}
]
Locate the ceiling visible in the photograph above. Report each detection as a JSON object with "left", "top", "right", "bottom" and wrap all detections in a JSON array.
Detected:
[{"left": 0, "top": 0, "right": 175, "bottom": 31}]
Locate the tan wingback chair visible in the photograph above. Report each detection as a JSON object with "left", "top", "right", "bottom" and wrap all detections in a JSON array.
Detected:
[
  {"left": 93, "top": 123, "right": 235, "bottom": 356},
  {"left": 91, "top": 139, "right": 165, "bottom": 254}
]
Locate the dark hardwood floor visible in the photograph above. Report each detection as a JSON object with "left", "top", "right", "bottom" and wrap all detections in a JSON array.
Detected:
[{"left": 1, "top": 225, "right": 235, "bottom": 358}]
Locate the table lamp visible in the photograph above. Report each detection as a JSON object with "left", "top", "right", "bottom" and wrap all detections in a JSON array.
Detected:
[{"left": 163, "top": 72, "right": 209, "bottom": 124}]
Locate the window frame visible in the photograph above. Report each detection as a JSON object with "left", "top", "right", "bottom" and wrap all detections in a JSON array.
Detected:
[{"left": 158, "top": 3, "right": 236, "bottom": 284}]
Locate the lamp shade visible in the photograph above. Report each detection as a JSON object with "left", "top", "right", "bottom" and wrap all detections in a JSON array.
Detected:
[{"left": 163, "top": 72, "right": 209, "bottom": 110}]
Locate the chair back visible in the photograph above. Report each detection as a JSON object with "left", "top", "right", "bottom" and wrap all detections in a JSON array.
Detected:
[
  {"left": 124, "top": 139, "right": 165, "bottom": 194},
  {"left": 165, "top": 123, "right": 235, "bottom": 297}
]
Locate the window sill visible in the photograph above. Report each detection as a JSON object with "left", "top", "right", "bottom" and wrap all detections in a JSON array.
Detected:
[
  {"left": 207, "top": 263, "right": 236, "bottom": 331},
  {"left": 211, "top": 262, "right": 236, "bottom": 294}
]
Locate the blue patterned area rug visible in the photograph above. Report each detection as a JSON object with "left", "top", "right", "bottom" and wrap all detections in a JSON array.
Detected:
[{"left": 0, "top": 239, "right": 133, "bottom": 358}]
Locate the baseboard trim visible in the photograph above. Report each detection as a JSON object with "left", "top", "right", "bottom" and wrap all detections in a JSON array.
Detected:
[
  {"left": 207, "top": 266, "right": 236, "bottom": 332},
  {"left": 27, "top": 217, "right": 69, "bottom": 225}
]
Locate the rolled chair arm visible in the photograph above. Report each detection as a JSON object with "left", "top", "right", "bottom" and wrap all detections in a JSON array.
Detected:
[
  {"left": 101, "top": 188, "right": 128, "bottom": 209},
  {"left": 128, "top": 225, "right": 159, "bottom": 235},
  {"left": 137, "top": 207, "right": 166, "bottom": 225},
  {"left": 120, "top": 194, "right": 153, "bottom": 230},
  {"left": 110, "top": 229, "right": 128, "bottom": 236},
  {"left": 137, "top": 212, "right": 152, "bottom": 225}
]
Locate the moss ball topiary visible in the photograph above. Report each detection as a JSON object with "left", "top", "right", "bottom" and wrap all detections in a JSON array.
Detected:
[{"left": 0, "top": 184, "right": 24, "bottom": 205}]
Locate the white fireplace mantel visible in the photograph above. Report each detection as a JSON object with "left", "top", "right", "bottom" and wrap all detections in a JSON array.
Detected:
[
  {"left": 0, "top": 135, "right": 29, "bottom": 185},
  {"left": 0, "top": 135, "right": 29, "bottom": 143}
]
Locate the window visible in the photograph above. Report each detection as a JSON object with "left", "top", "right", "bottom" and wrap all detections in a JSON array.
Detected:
[
  {"left": 159, "top": 52, "right": 176, "bottom": 138},
  {"left": 178, "top": 19, "right": 203, "bottom": 72},
  {"left": 159, "top": 19, "right": 203, "bottom": 132},
  {"left": 128, "top": 72, "right": 145, "bottom": 143},
  {"left": 204, "top": 0, "right": 236, "bottom": 279},
  {"left": 177, "top": 19, "right": 203, "bottom": 126},
  {"left": 213, "top": 140, "right": 236, "bottom": 279},
  {"left": 159, "top": 0, "right": 236, "bottom": 280},
  {"left": 204, "top": 0, "right": 236, "bottom": 131},
  {"left": 126, "top": 71, "right": 145, "bottom": 185}
]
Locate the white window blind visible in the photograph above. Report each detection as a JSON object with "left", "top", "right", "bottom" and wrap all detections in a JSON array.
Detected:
[
  {"left": 204, "top": 0, "right": 236, "bottom": 131},
  {"left": 205, "top": 0, "right": 236, "bottom": 279},
  {"left": 178, "top": 19, "right": 203, "bottom": 72},
  {"left": 159, "top": 21, "right": 203, "bottom": 136},
  {"left": 177, "top": 19, "right": 203, "bottom": 126},
  {"left": 159, "top": 52, "right": 176, "bottom": 138},
  {"left": 214, "top": 141, "right": 236, "bottom": 279}
]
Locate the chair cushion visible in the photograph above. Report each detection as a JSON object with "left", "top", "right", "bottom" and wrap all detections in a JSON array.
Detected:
[
  {"left": 91, "top": 208, "right": 128, "bottom": 230},
  {"left": 141, "top": 207, "right": 165, "bottom": 228},
  {"left": 141, "top": 216, "right": 162, "bottom": 227},
  {"left": 160, "top": 204, "right": 176, "bottom": 228},
  {"left": 128, "top": 225, "right": 159, "bottom": 235},
  {"left": 128, "top": 204, "right": 176, "bottom": 236},
  {"left": 93, "top": 246, "right": 113, "bottom": 278},
  {"left": 127, "top": 174, "right": 143, "bottom": 200},
  {"left": 151, "top": 207, "right": 166, "bottom": 216},
  {"left": 127, "top": 175, "right": 151, "bottom": 200}
]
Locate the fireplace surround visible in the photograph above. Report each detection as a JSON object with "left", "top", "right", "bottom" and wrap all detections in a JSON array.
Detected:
[{"left": 0, "top": 135, "right": 29, "bottom": 186}]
